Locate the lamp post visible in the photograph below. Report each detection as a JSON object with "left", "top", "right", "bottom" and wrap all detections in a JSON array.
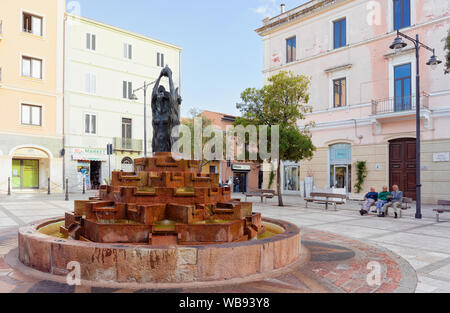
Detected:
[
  {"left": 131, "top": 80, "right": 157, "bottom": 158},
  {"left": 389, "top": 30, "right": 442, "bottom": 219}
]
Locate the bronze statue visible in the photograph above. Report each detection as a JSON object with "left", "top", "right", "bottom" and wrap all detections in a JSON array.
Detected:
[{"left": 151, "top": 66, "right": 182, "bottom": 153}]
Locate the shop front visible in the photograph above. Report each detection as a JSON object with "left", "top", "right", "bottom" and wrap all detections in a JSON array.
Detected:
[
  {"left": 282, "top": 161, "right": 301, "bottom": 195},
  {"left": 70, "top": 148, "right": 109, "bottom": 190},
  {"left": 232, "top": 164, "right": 251, "bottom": 193},
  {"left": 11, "top": 147, "right": 49, "bottom": 190}
]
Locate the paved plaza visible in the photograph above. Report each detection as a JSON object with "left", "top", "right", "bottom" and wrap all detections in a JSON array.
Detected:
[{"left": 0, "top": 192, "right": 449, "bottom": 293}]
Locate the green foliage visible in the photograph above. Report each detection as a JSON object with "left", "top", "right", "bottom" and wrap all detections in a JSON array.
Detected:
[
  {"left": 268, "top": 170, "right": 275, "bottom": 189},
  {"left": 445, "top": 28, "right": 450, "bottom": 74},
  {"left": 234, "top": 71, "right": 315, "bottom": 206},
  {"left": 354, "top": 161, "right": 368, "bottom": 194}
]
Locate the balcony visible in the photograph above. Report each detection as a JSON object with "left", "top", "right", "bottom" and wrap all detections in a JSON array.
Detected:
[
  {"left": 371, "top": 93, "right": 430, "bottom": 116},
  {"left": 370, "top": 93, "right": 431, "bottom": 133},
  {"left": 113, "top": 138, "right": 143, "bottom": 153}
]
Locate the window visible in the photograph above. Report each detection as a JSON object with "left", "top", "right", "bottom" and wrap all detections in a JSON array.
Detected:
[
  {"left": 123, "top": 81, "right": 133, "bottom": 99},
  {"left": 85, "top": 73, "right": 96, "bottom": 94},
  {"left": 21, "top": 104, "right": 42, "bottom": 126},
  {"left": 123, "top": 43, "right": 132, "bottom": 59},
  {"left": 394, "top": 63, "right": 412, "bottom": 111},
  {"left": 84, "top": 114, "right": 97, "bottom": 134},
  {"left": 157, "top": 52, "right": 164, "bottom": 67},
  {"left": 333, "top": 78, "right": 347, "bottom": 108},
  {"left": 122, "top": 118, "right": 132, "bottom": 149},
  {"left": 22, "top": 56, "right": 42, "bottom": 79},
  {"left": 23, "top": 13, "right": 43, "bottom": 36},
  {"left": 394, "top": 0, "right": 411, "bottom": 30},
  {"left": 86, "top": 33, "right": 96, "bottom": 51},
  {"left": 286, "top": 37, "right": 296, "bottom": 63},
  {"left": 333, "top": 18, "right": 347, "bottom": 49}
]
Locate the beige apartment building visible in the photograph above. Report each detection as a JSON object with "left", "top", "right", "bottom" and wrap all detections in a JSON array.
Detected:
[{"left": 0, "top": 0, "right": 65, "bottom": 193}]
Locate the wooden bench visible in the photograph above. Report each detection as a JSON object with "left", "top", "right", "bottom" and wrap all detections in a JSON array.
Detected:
[
  {"left": 305, "top": 192, "right": 347, "bottom": 211},
  {"left": 359, "top": 197, "right": 412, "bottom": 218},
  {"left": 245, "top": 189, "right": 276, "bottom": 203},
  {"left": 434, "top": 200, "right": 450, "bottom": 223}
]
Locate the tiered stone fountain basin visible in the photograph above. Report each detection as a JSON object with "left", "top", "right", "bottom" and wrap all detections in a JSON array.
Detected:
[{"left": 18, "top": 153, "right": 301, "bottom": 284}]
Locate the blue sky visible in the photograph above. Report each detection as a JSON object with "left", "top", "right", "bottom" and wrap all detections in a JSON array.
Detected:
[{"left": 68, "top": 0, "right": 308, "bottom": 117}]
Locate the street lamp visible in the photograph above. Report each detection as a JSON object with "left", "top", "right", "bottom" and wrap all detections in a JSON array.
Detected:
[
  {"left": 389, "top": 30, "right": 442, "bottom": 219},
  {"left": 131, "top": 80, "right": 157, "bottom": 157}
]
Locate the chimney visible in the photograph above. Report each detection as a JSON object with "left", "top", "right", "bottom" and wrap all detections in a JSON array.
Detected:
[{"left": 281, "top": 4, "right": 286, "bottom": 14}]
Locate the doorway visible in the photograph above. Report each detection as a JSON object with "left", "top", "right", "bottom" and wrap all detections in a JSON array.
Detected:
[
  {"left": 90, "top": 161, "right": 102, "bottom": 190},
  {"left": 12, "top": 159, "right": 39, "bottom": 189},
  {"left": 330, "top": 164, "right": 352, "bottom": 193},
  {"left": 233, "top": 172, "right": 248, "bottom": 193},
  {"left": 389, "top": 138, "right": 416, "bottom": 200}
]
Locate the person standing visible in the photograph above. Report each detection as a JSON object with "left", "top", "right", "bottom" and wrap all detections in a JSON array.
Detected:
[{"left": 382, "top": 185, "right": 403, "bottom": 218}]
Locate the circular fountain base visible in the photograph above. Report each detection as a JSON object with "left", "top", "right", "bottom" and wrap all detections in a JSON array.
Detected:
[{"left": 18, "top": 217, "right": 301, "bottom": 284}]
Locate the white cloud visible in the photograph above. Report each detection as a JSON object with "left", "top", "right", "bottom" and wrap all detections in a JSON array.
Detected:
[{"left": 252, "top": 0, "right": 279, "bottom": 18}]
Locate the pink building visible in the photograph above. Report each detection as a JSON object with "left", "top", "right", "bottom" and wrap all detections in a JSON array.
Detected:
[{"left": 256, "top": 0, "right": 450, "bottom": 203}]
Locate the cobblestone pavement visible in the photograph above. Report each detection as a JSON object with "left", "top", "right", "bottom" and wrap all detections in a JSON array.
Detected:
[{"left": 0, "top": 192, "right": 449, "bottom": 293}]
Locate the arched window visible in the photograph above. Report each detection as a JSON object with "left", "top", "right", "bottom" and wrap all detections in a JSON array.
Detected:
[{"left": 121, "top": 157, "right": 134, "bottom": 172}]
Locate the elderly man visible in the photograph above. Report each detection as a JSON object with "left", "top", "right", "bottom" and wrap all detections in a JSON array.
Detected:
[
  {"left": 376, "top": 186, "right": 391, "bottom": 217},
  {"left": 382, "top": 185, "right": 403, "bottom": 218},
  {"left": 360, "top": 187, "right": 378, "bottom": 216}
]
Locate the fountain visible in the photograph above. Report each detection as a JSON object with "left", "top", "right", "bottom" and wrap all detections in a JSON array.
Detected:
[{"left": 17, "top": 67, "right": 301, "bottom": 285}]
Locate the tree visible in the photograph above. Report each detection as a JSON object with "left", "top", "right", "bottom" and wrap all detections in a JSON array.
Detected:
[
  {"left": 181, "top": 108, "right": 213, "bottom": 171},
  {"left": 235, "top": 71, "right": 315, "bottom": 206},
  {"left": 445, "top": 28, "right": 450, "bottom": 74}
]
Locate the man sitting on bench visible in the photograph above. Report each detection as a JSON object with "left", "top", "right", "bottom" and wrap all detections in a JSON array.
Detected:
[
  {"left": 376, "top": 186, "right": 392, "bottom": 217},
  {"left": 360, "top": 187, "right": 378, "bottom": 216},
  {"left": 381, "top": 185, "right": 403, "bottom": 219}
]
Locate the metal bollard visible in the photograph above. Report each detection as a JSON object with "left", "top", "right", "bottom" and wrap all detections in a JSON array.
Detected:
[
  {"left": 48, "top": 177, "right": 51, "bottom": 195},
  {"left": 65, "top": 178, "right": 69, "bottom": 201},
  {"left": 7, "top": 177, "right": 11, "bottom": 196},
  {"left": 82, "top": 177, "right": 86, "bottom": 195}
]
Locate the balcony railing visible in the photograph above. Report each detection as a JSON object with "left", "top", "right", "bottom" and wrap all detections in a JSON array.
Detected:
[
  {"left": 371, "top": 93, "right": 429, "bottom": 115},
  {"left": 113, "top": 138, "right": 143, "bottom": 152}
]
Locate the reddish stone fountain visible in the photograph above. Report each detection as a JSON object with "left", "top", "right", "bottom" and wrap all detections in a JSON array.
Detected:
[
  {"left": 61, "top": 152, "right": 264, "bottom": 246},
  {"left": 17, "top": 67, "right": 300, "bottom": 285}
]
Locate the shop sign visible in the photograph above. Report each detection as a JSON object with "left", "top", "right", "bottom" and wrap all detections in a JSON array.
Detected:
[
  {"left": 72, "top": 148, "right": 108, "bottom": 161},
  {"left": 433, "top": 152, "right": 450, "bottom": 162},
  {"left": 232, "top": 164, "right": 251, "bottom": 171}
]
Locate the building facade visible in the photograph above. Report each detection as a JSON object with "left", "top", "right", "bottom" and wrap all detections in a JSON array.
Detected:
[
  {"left": 257, "top": 0, "right": 450, "bottom": 203},
  {"left": 0, "top": 0, "right": 65, "bottom": 193},
  {"left": 64, "top": 14, "right": 181, "bottom": 191},
  {"left": 198, "top": 111, "right": 262, "bottom": 193}
]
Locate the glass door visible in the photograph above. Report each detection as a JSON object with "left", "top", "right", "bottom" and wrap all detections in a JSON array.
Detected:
[
  {"left": 284, "top": 166, "right": 299, "bottom": 191},
  {"left": 330, "top": 164, "right": 351, "bottom": 194},
  {"left": 11, "top": 159, "right": 39, "bottom": 189}
]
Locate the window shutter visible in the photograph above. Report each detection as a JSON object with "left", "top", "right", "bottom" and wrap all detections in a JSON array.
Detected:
[
  {"left": 157, "top": 53, "right": 160, "bottom": 67},
  {"left": 86, "top": 33, "right": 90, "bottom": 50},
  {"left": 91, "top": 74, "right": 96, "bottom": 94},
  {"left": 92, "top": 34, "right": 96, "bottom": 51},
  {"left": 128, "top": 82, "right": 132, "bottom": 99},
  {"left": 85, "top": 114, "right": 90, "bottom": 133},
  {"left": 128, "top": 45, "right": 132, "bottom": 59},
  {"left": 161, "top": 53, "right": 164, "bottom": 67},
  {"left": 91, "top": 115, "right": 96, "bottom": 134},
  {"left": 123, "top": 81, "right": 127, "bottom": 98}
]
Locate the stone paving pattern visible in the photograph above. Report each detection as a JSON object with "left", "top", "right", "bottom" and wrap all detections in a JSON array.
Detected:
[{"left": 0, "top": 192, "right": 449, "bottom": 293}]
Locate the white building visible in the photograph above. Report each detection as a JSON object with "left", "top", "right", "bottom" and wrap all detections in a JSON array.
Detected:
[{"left": 64, "top": 14, "right": 182, "bottom": 191}]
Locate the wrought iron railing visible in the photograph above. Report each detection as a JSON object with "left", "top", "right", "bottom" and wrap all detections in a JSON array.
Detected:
[
  {"left": 371, "top": 93, "right": 429, "bottom": 115},
  {"left": 113, "top": 138, "right": 143, "bottom": 152}
]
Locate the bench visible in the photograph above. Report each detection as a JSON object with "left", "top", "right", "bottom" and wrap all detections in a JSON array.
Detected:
[
  {"left": 305, "top": 192, "right": 347, "bottom": 211},
  {"left": 434, "top": 200, "right": 450, "bottom": 223},
  {"left": 245, "top": 190, "right": 276, "bottom": 203},
  {"left": 359, "top": 197, "right": 412, "bottom": 218}
]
